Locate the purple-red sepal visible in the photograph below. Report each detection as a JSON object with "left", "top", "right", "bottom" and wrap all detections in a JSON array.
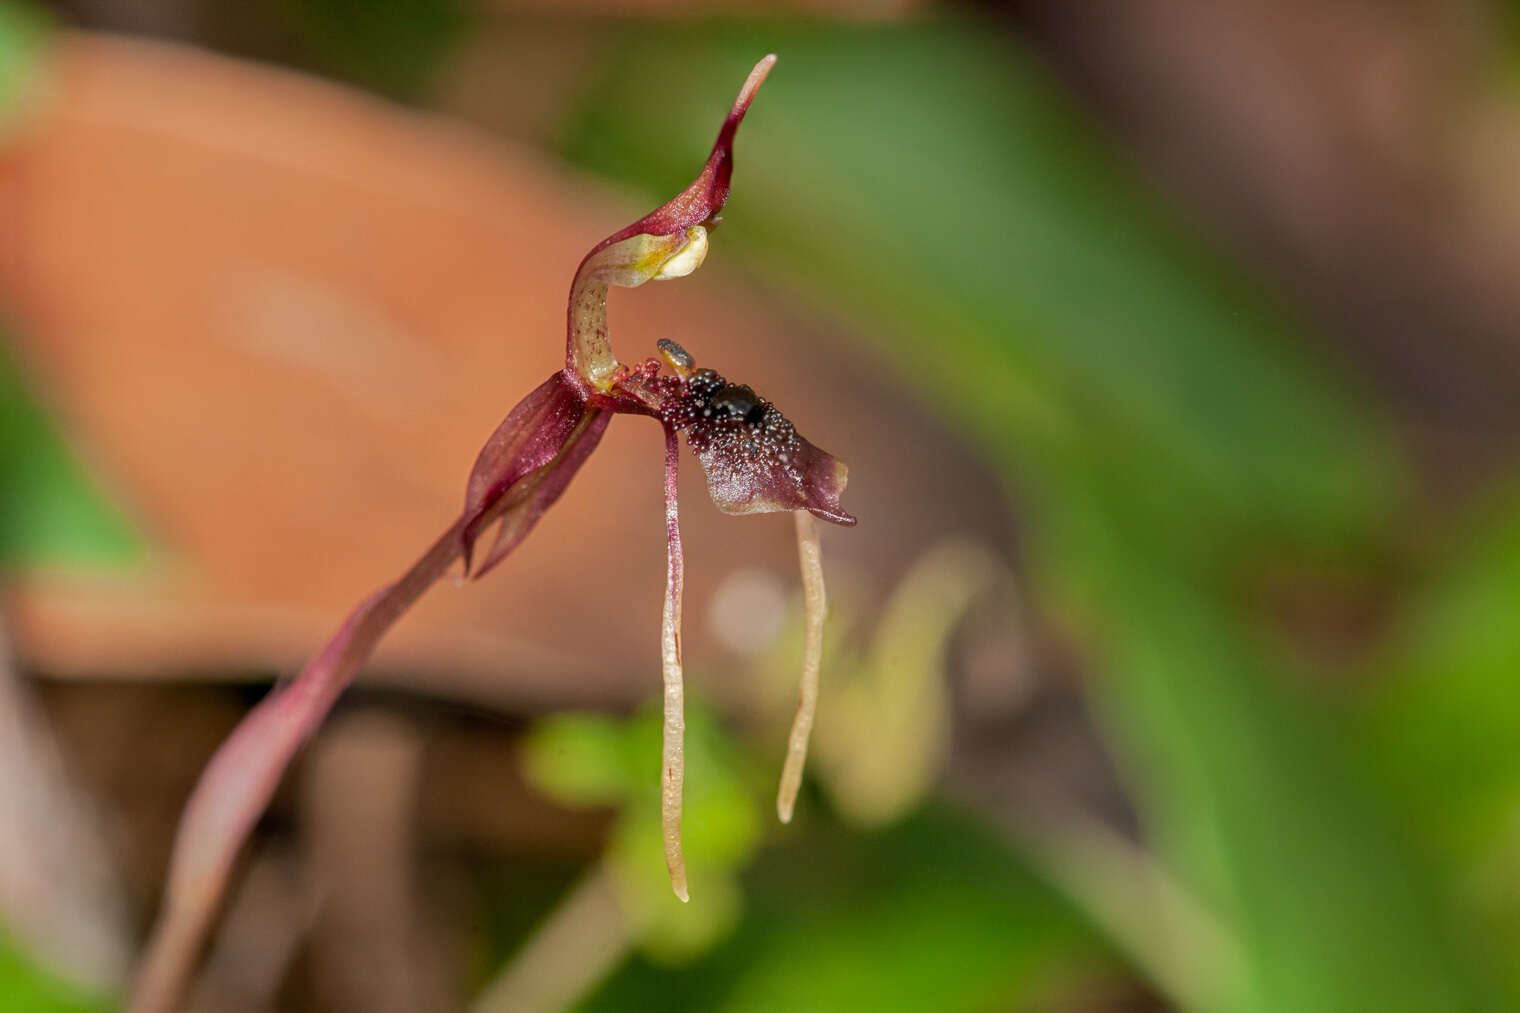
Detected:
[{"left": 460, "top": 371, "right": 610, "bottom": 579}]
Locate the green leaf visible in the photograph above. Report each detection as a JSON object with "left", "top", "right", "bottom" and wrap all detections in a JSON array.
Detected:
[
  {"left": 522, "top": 712, "right": 638, "bottom": 808},
  {"left": 581, "top": 806, "right": 1107, "bottom": 1013},
  {"left": 267, "top": 0, "right": 468, "bottom": 98},
  {"left": 1363, "top": 489, "right": 1520, "bottom": 856},
  {"left": 0, "top": 336, "right": 142, "bottom": 569},
  {"left": 1360, "top": 486, "right": 1520, "bottom": 996},
  {"left": 1090, "top": 558, "right": 1495, "bottom": 1012},
  {"left": 0, "top": 930, "right": 113, "bottom": 1013},
  {"left": 604, "top": 705, "right": 762, "bottom": 963},
  {"left": 0, "top": 1, "right": 47, "bottom": 140},
  {"left": 524, "top": 704, "right": 763, "bottom": 963}
]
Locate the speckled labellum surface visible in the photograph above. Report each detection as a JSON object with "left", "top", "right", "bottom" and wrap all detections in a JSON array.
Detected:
[
  {"left": 657, "top": 356, "right": 855, "bottom": 525},
  {"left": 133, "top": 53, "right": 853, "bottom": 1012}
]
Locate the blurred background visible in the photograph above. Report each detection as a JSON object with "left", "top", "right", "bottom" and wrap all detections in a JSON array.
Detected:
[{"left": 2, "top": 0, "right": 1520, "bottom": 1009}]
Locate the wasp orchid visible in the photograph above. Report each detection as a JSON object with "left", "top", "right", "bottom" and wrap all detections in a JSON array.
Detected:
[{"left": 132, "top": 53, "right": 854, "bottom": 1013}]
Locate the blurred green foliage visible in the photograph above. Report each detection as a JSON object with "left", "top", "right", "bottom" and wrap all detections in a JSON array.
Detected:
[
  {"left": 525, "top": 704, "right": 763, "bottom": 960},
  {"left": 805, "top": 537, "right": 998, "bottom": 829},
  {"left": 1361, "top": 485, "right": 1520, "bottom": 998},
  {"left": 266, "top": 0, "right": 467, "bottom": 97},
  {"left": 0, "top": 932, "right": 111, "bottom": 1013},
  {"left": 0, "top": 336, "right": 142, "bottom": 569},
  {"left": 1364, "top": 488, "right": 1520, "bottom": 860},
  {"left": 524, "top": 703, "right": 1108, "bottom": 1013},
  {"left": 585, "top": 804, "right": 1107, "bottom": 1013},
  {"left": 0, "top": 0, "right": 44, "bottom": 140}
]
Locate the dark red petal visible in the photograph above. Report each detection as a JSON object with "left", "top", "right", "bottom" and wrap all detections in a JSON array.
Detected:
[
  {"left": 798, "top": 439, "right": 856, "bottom": 526},
  {"left": 461, "top": 371, "right": 608, "bottom": 576},
  {"left": 694, "top": 430, "right": 856, "bottom": 526},
  {"left": 472, "top": 407, "right": 610, "bottom": 579}
]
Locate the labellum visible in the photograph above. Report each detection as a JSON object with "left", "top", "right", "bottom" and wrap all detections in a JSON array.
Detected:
[{"left": 132, "top": 53, "right": 853, "bottom": 1012}]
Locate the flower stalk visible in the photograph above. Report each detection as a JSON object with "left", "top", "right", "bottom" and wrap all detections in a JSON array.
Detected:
[{"left": 131, "top": 522, "right": 467, "bottom": 1013}]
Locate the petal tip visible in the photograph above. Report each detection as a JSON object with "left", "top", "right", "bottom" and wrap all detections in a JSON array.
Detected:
[
  {"left": 801, "top": 452, "right": 855, "bottom": 527},
  {"left": 734, "top": 54, "right": 778, "bottom": 115},
  {"left": 807, "top": 505, "right": 858, "bottom": 527}
]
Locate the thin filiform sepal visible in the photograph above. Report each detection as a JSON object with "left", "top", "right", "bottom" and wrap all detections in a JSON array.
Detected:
[
  {"left": 660, "top": 425, "right": 689, "bottom": 901},
  {"left": 777, "top": 509, "right": 826, "bottom": 823}
]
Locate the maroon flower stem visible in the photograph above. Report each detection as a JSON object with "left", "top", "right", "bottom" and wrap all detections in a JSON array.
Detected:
[
  {"left": 659, "top": 424, "right": 689, "bottom": 902},
  {"left": 130, "top": 517, "right": 467, "bottom": 1013}
]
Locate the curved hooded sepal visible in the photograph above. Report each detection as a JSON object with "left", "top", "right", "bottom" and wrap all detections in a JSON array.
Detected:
[
  {"left": 566, "top": 55, "right": 776, "bottom": 386},
  {"left": 461, "top": 371, "right": 610, "bottom": 577},
  {"left": 585, "top": 53, "right": 773, "bottom": 261}
]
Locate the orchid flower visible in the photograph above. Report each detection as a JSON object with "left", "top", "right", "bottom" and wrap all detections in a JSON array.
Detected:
[{"left": 130, "top": 54, "right": 853, "bottom": 1013}]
